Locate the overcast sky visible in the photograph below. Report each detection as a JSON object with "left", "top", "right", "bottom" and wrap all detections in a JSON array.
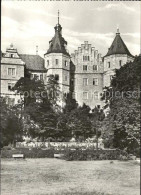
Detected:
[{"left": 1, "top": 1, "right": 140, "bottom": 57}]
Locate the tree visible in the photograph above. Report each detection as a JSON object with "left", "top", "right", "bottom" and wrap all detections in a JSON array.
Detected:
[
  {"left": 13, "top": 74, "right": 63, "bottom": 141},
  {"left": 0, "top": 97, "right": 23, "bottom": 147},
  {"left": 101, "top": 56, "right": 141, "bottom": 155},
  {"left": 90, "top": 107, "right": 105, "bottom": 149}
]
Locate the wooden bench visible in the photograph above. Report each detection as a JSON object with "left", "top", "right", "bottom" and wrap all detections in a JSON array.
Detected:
[
  {"left": 54, "top": 154, "right": 64, "bottom": 158},
  {"left": 12, "top": 154, "right": 25, "bottom": 159}
]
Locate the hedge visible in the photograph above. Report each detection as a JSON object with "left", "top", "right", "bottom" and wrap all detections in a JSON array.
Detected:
[
  {"left": 1, "top": 147, "right": 129, "bottom": 160},
  {"left": 61, "top": 149, "right": 129, "bottom": 161}
]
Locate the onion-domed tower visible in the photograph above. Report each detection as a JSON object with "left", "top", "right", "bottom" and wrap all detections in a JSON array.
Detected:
[{"left": 44, "top": 11, "right": 70, "bottom": 106}]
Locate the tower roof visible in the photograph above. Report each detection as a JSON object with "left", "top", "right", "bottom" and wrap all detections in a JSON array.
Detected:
[
  {"left": 45, "top": 11, "right": 70, "bottom": 56},
  {"left": 105, "top": 29, "right": 133, "bottom": 57}
]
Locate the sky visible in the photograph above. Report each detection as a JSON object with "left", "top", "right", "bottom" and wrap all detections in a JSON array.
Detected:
[{"left": 1, "top": 1, "right": 141, "bottom": 57}]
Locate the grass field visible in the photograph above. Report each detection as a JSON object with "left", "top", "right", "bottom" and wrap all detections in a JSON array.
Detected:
[{"left": 1, "top": 158, "right": 140, "bottom": 195}]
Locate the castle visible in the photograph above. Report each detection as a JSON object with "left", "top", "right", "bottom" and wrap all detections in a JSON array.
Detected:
[{"left": 1, "top": 14, "right": 134, "bottom": 109}]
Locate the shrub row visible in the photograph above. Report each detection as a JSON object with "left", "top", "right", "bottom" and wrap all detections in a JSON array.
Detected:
[
  {"left": 1, "top": 148, "right": 55, "bottom": 158},
  {"left": 1, "top": 147, "right": 129, "bottom": 160},
  {"left": 62, "top": 149, "right": 129, "bottom": 161}
]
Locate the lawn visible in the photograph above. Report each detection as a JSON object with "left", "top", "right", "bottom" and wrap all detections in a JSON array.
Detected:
[{"left": 1, "top": 158, "right": 140, "bottom": 195}]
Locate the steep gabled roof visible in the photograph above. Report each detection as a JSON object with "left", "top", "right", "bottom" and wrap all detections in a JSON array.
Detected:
[
  {"left": 45, "top": 23, "right": 70, "bottom": 57},
  {"left": 19, "top": 54, "right": 46, "bottom": 72},
  {"left": 105, "top": 30, "right": 134, "bottom": 58}
]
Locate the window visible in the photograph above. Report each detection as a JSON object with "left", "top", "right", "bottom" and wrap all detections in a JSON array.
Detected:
[
  {"left": 93, "top": 65, "right": 98, "bottom": 71},
  {"left": 65, "top": 75, "right": 67, "bottom": 81},
  {"left": 47, "top": 60, "right": 49, "bottom": 66},
  {"left": 108, "top": 62, "right": 110, "bottom": 68},
  {"left": 71, "top": 79, "right": 74, "bottom": 86},
  {"left": 8, "top": 68, "right": 16, "bottom": 76},
  {"left": 88, "top": 56, "right": 90, "bottom": 61},
  {"left": 8, "top": 83, "right": 15, "bottom": 91},
  {"left": 83, "top": 92, "right": 88, "bottom": 100},
  {"left": 93, "top": 91, "right": 99, "bottom": 100},
  {"left": 40, "top": 74, "right": 43, "bottom": 81},
  {"left": 83, "top": 78, "right": 88, "bottom": 86},
  {"left": 56, "top": 59, "right": 59, "bottom": 65},
  {"left": 83, "top": 65, "right": 87, "bottom": 71},
  {"left": 10, "top": 54, "right": 14, "bottom": 58},
  {"left": 55, "top": 74, "right": 59, "bottom": 81},
  {"left": 97, "top": 105, "right": 100, "bottom": 109},
  {"left": 119, "top": 60, "right": 122, "bottom": 67},
  {"left": 83, "top": 56, "right": 90, "bottom": 61},
  {"left": 65, "top": 61, "right": 68, "bottom": 67},
  {"left": 93, "top": 78, "right": 98, "bottom": 85}
]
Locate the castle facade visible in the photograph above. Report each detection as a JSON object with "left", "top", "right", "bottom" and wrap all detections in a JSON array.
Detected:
[{"left": 0, "top": 18, "right": 134, "bottom": 109}]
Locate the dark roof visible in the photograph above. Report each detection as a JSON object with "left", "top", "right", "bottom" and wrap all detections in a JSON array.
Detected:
[
  {"left": 105, "top": 32, "right": 133, "bottom": 57},
  {"left": 19, "top": 54, "right": 46, "bottom": 71},
  {"left": 45, "top": 24, "right": 70, "bottom": 57}
]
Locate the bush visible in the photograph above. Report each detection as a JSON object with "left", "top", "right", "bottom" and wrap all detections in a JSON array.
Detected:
[
  {"left": 1, "top": 148, "right": 54, "bottom": 158},
  {"left": 1, "top": 147, "right": 129, "bottom": 160},
  {"left": 61, "top": 149, "right": 128, "bottom": 161}
]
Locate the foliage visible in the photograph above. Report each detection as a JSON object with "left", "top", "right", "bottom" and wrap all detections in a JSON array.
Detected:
[
  {"left": 62, "top": 148, "right": 128, "bottom": 161},
  {"left": 101, "top": 56, "right": 141, "bottom": 155},
  {"left": 0, "top": 97, "right": 23, "bottom": 147}
]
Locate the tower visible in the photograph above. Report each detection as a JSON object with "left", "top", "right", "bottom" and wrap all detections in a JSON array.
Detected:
[
  {"left": 44, "top": 11, "right": 70, "bottom": 106},
  {"left": 103, "top": 28, "right": 134, "bottom": 87}
]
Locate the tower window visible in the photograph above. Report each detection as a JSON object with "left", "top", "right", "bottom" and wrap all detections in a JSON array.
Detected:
[
  {"left": 108, "top": 62, "right": 110, "bottom": 68},
  {"left": 56, "top": 59, "right": 59, "bottom": 65},
  {"left": 65, "top": 75, "right": 67, "bottom": 81},
  {"left": 83, "top": 65, "right": 87, "bottom": 71},
  {"left": 47, "top": 60, "right": 49, "bottom": 66},
  {"left": 8, "top": 68, "right": 16, "bottom": 76},
  {"left": 8, "top": 83, "right": 15, "bottom": 91},
  {"left": 55, "top": 74, "right": 59, "bottom": 81},
  {"left": 71, "top": 79, "right": 74, "bottom": 86},
  {"left": 65, "top": 61, "right": 68, "bottom": 66},
  {"left": 93, "top": 78, "right": 98, "bottom": 85},
  {"left": 93, "top": 65, "right": 98, "bottom": 71},
  {"left": 83, "top": 78, "right": 88, "bottom": 86},
  {"left": 83, "top": 92, "right": 88, "bottom": 100},
  {"left": 119, "top": 60, "right": 122, "bottom": 67}
]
